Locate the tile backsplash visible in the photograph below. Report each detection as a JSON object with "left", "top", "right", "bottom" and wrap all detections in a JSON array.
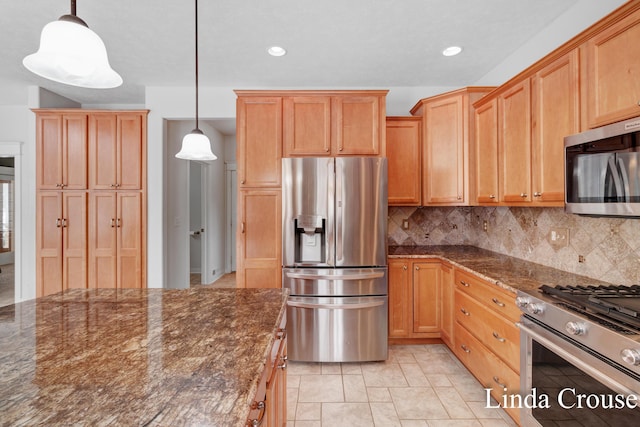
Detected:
[{"left": 388, "top": 206, "right": 640, "bottom": 286}]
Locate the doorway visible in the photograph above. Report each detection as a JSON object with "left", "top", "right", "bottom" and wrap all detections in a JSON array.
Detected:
[{"left": 0, "top": 155, "right": 16, "bottom": 307}]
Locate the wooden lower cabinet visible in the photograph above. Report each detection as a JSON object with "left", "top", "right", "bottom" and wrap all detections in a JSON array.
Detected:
[
  {"left": 88, "top": 191, "right": 144, "bottom": 289},
  {"left": 388, "top": 258, "right": 441, "bottom": 339},
  {"left": 237, "top": 189, "right": 282, "bottom": 289},
  {"left": 36, "top": 191, "right": 87, "bottom": 297},
  {"left": 248, "top": 320, "right": 287, "bottom": 427}
]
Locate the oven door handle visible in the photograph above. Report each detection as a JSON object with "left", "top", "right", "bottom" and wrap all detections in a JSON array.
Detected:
[
  {"left": 287, "top": 300, "right": 385, "bottom": 310},
  {"left": 285, "top": 271, "right": 385, "bottom": 281},
  {"left": 518, "top": 322, "right": 639, "bottom": 397}
]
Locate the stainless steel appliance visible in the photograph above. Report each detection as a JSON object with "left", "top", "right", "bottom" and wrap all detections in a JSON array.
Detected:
[
  {"left": 517, "top": 285, "right": 640, "bottom": 426},
  {"left": 282, "top": 157, "right": 388, "bottom": 362},
  {"left": 565, "top": 116, "right": 640, "bottom": 217}
]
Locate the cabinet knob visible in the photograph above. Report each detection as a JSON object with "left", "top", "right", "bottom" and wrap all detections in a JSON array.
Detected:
[
  {"left": 493, "top": 376, "right": 507, "bottom": 389},
  {"left": 492, "top": 331, "right": 506, "bottom": 342},
  {"left": 402, "top": 265, "right": 407, "bottom": 271},
  {"left": 241, "top": 180, "right": 245, "bottom": 184},
  {"left": 533, "top": 192, "right": 541, "bottom": 197},
  {"left": 460, "top": 308, "right": 470, "bottom": 316},
  {"left": 56, "top": 218, "right": 62, "bottom": 228},
  {"left": 491, "top": 297, "right": 505, "bottom": 307},
  {"left": 459, "top": 280, "right": 469, "bottom": 287},
  {"left": 460, "top": 344, "right": 471, "bottom": 354},
  {"left": 489, "top": 194, "right": 495, "bottom": 199},
  {"left": 520, "top": 193, "right": 528, "bottom": 198},
  {"left": 241, "top": 222, "right": 245, "bottom": 233},
  {"left": 415, "top": 266, "right": 420, "bottom": 271},
  {"left": 457, "top": 195, "right": 462, "bottom": 200},
  {"left": 110, "top": 218, "right": 115, "bottom": 228}
]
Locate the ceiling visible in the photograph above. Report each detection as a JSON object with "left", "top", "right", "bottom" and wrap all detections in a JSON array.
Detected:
[{"left": 1, "top": 0, "right": 592, "bottom": 110}]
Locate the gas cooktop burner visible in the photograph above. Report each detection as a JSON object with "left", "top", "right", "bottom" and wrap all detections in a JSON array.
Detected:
[{"left": 541, "top": 284, "right": 640, "bottom": 331}]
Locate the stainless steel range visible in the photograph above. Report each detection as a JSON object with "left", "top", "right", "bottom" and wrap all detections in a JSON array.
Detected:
[{"left": 517, "top": 284, "right": 640, "bottom": 426}]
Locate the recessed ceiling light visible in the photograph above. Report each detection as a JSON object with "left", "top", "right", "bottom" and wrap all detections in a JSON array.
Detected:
[
  {"left": 267, "top": 46, "right": 287, "bottom": 57},
  {"left": 442, "top": 46, "right": 463, "bottom": 57}
]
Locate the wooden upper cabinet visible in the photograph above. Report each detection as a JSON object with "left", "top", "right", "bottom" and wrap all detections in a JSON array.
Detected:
[
  {"left": 532, "top": 50, "right": 580, "bottom": 205},
  {"left": 475, "top": 99, "right": 499, "bottom": 204},
  {"left": 283, "top": 96, "right": 331, "bottom": 156},
  {"left": 237, "top": 96, "right": 283, "bottom": 188},
  {"left": 586, "top": 6, "right": 640, "bottom": 128},
  {"left": 498, "top": 79, "right": 532, "bottom": 203},
  {"left": 89, "top": 113, "right": 144, "bottom": 190},
  {"left": 332, "top": 95, "right": 384, "bottom": 156},
  {"left": 36, "top": 113, "right": 87, "bottom": 190},
  {"left": 386, "top": 117, "right": 421, "bottom": 206},
  {"left": 412, "top": 87, "right": 493, "bottom": 206}
]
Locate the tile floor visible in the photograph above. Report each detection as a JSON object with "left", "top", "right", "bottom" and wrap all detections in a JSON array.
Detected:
[{"left": 286, "top": 344, "right": 518, "bottom": 427}]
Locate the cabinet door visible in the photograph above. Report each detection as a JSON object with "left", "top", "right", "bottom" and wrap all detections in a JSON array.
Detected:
[
  {"left": 532, "top": 51, "right": 580, "bottom": 204},
  {"left": 117, "top": 114, "right": 144, "bottom": 190},
  {"left": 237, "top": 189, "right": 282, "bottom": 288},
  {"left": 36, "top": 192, "right": 63, "bottom": 297},
  {"left": 88, "top": 192, "right": 117, "bottom": 288},
  {"left": 586, "top": 8, "right": 640, "bottom": 128},
  {"left": 332, "top": 96, "right": 382, "bottom": 156},
  {"left": 266, "top": 334, "right": 287, "bottom": 427},
  {"left": 440, "top": 262, "right": 454, "bottom": 347},
  {"left": 117, "top": 192, "right": 143, "bottom": 288},
  {"left": 89, "top": 114, "right": 118, "bottom": 190},
  {"left": 283, "top": 96, "right": 331, "bottom": 156},
  {"left": 62, "top": 192, "right": 88, "bottom": 290},
  {"left": 388, "top": 259, "right": 412, "bottom": 338},
  {"left": 423, "top": 95, "right": 464, "bottom": 204},
  {"left": 475, "top": 99, "right": 499, "bottom": 204},
  {"left": 386, "top": 117, "right": 421, "bottom": 206},
  {"left": 412, "top": 262, "right": 440, "bottom": 334},
  {"left": 36, "top": 114, "right": 63, "bottom": 190},
  {"left": 498, "top": 80, "right": 532, "bottom": 203},
  {"left": 237, "top": 97, "right": 282, "bottom": 188},
  {"left": 63, "top": 114, "right": 88, "bottom": 190}
]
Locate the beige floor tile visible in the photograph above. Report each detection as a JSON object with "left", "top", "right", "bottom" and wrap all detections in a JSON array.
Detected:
[
  {"left": 322, "top": 402, "right": 374, "bottom": 427},
  {"left": 464, "top": 401, "right": 504, "bottom": 420},
  {"left": 367, "top": 387, "right": 392, "bottom": 402},
  {"left": 479, "top": 419, "right": 511, "bottom": 427},
  {"left": 447, "top": 374, "right": 486, "bottom": 402},
  {"left": 288, "top": 374, "right": 301, "bottom": 388},
  {"left": 425, "top": 374, "right": 453, "bottom": 388},
  {"left": 287, "top": 387, "right": 299, "bottom": 421},
  {"left": 288, "top": 362, "right": 322, "bottom": 375},
  {"left": 370, "top": 402, "right": 402, "bottom": 427},
  {"left": 414, "top": 352, "right": 466, "bottom": 375},
  {"left": 361, "top": 362, "right": 409, "bottom": 387},
  {"left": 293, "top": 421, "right": 321, "bottom": 427},
  {"left": 390, "top": 347, "right": 419, "bottom": 364},
  {"left": 400, "top": 363, "right": 430, "bottom": 387},
  {"left": 298, "top": 374, "right": 344, "bottom": 403},
  {"left": 399, "top": 421, "right": 429, "bottom": 427},
  {"left": 295, "top": 402, "right": 321, "bottom": 420},
  {"left": 423, "top": 344, "right": 450, "bottom": 354},
  {"left": 389, "top": 387, "right": 449, "bottom": 420},
  {"left": 322, "top": 362, "right": 342, "bottom": 374},
  {"left": 434, "top": 387, "right": 475, "bottom": 419},
  {"left": 341, "top": 362, "right": 363, "bottom": 375},
  {"left": 343, "top": 374, "right": 368, "bottom": 402},
  {"left": 424, "top": 420, "right": 482, "bottom": 427}
]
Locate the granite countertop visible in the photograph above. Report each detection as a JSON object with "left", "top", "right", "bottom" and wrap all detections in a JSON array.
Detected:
[
  {"left": 389, "top": 245, "right": 612, "bottom": 294},
  {"left": 0, "top": 287, "right": 287, "bottom": 426}
]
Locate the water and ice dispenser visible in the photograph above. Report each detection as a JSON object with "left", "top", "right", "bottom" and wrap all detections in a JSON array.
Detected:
[{"left": 293, "top": 214, "right": 326, "bottom": 264}]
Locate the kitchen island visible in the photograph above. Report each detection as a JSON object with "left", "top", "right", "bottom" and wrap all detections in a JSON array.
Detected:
[{"left": 0, "top": 287, "right": 287, "bottom": 426}]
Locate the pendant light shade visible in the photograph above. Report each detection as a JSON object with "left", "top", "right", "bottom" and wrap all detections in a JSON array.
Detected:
[
  {"left": 22, "top": 1, "right": 122, "bottom": 89},
  {"left": 175, "top": 0, "right": 217, "bottom": 161}
]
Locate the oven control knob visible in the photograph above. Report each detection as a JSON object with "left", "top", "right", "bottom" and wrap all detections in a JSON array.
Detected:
[
  {"left": 621, "top": 349, "right": 640, "bottom": 366},
  {"left": 565, "top": 321, "right": 586, "bottom": 336},
  {"left": 526, "top": 303, "right": 544, "bottom": 315},
  {"left": 515, "top": 296, "right": 530, "bottom": 308}
]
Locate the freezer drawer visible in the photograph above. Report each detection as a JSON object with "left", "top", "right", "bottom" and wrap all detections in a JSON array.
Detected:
[
  {"left": 286, "top": 295, "right": 388, "bottom": 362},
  {"left": 283, "top": 267, "right": 388, "bottom": 296}
]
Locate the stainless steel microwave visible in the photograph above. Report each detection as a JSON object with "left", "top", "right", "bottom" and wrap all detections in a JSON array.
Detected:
[{"left": 565, "top": 116, "right": 640, "bottom": 217}]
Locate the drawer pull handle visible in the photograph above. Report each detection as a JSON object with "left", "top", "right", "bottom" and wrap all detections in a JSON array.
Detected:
[
  {"left": 493, "top": 376, "right": 507, "bottom": 389},
  {"left": 460, "top": 308, "right": 470, "bottom": 316},
  {"left": 491, "top": 297, "right": 505, "bottom": 307},
  {"left": 492, "top": 331, "right": 506, "bottom": 342},
  {"left": 459, "top": 280, "right": 469, "bottom": 287},
  {"left": 460, "top": 344, "right": 471, "bottom": 354}
]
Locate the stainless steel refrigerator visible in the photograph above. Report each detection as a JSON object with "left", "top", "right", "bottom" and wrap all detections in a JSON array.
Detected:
[{"left": 282, "top": 157, "right": 388, "bottom": 362}]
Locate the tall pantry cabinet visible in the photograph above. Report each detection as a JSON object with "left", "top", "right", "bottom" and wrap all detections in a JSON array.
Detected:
[{"left": 35, "top": 110, "right": 148, "bottom": 297}]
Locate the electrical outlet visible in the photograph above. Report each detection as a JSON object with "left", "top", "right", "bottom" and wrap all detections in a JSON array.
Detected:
[
  {"left": 548, "top": 227, "right": 569, "bottom": 247},
  {"left": 578, "top": 255, "right": 585, "bottom": 263},
  {"left": 482, "top": 220, "right": 488, "bottom": 232},
  {"left": 402, "top": 219, "right": 409, "bottom": 230}
]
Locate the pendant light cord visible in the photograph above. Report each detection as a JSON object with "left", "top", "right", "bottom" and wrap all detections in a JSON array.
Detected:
[
  {"left": 194, "top": 0, "right": 200, "bottom": 131},
  {"left": 70, "top": 0, "right": 76, "bottom": 16}
]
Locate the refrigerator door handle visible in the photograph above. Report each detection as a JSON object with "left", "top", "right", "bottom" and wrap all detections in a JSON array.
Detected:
[
  {"left": 335, "top": 158, "right": 343, "bottom": 264},
  {"left": 287, "top": 300, "right": 385, "bottom": 310},
  {"left": 285, "top": 271, "right": 385, "bottom": 281}
]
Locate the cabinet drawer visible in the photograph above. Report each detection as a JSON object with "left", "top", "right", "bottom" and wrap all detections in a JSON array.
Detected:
[
  {"left": 455, "top": 290, "right": 520, "bottom": 373},
  {"left": 455, "top": 270, "right": 520, "bottom": 323},
  {"left": 454, "top": 322, "right": 520, "bottom": 424}
]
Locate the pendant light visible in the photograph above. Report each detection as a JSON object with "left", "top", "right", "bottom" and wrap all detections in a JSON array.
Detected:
[
  {"left": 22, "top": 0, "right": 122, "bottom": 89},
  {"left": 175, "top": 0, "right": 217, "bottom": 161}
]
